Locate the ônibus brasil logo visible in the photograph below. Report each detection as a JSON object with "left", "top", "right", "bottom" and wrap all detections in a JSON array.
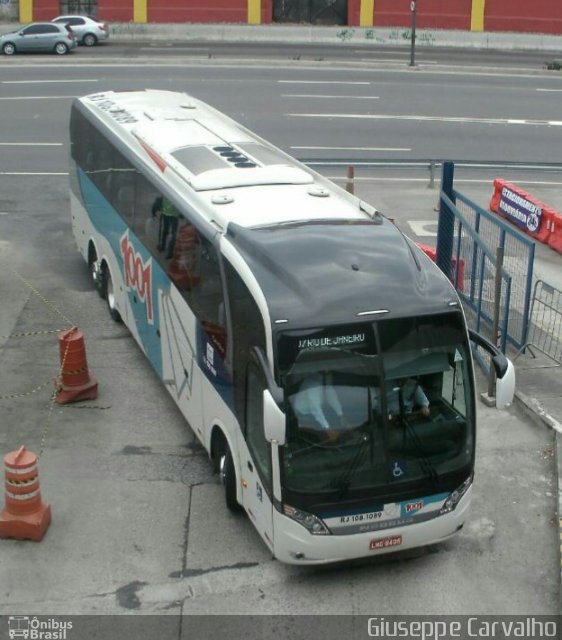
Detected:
[
  {"left": 120, "top": 230, "right": 154, "bottom": 324},
  {"left": 8, "top": 616, "right": 72, "bottom": 640}
]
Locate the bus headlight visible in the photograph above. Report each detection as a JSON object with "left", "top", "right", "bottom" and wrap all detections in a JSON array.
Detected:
[
  {"left": 283, "top": 504, "right": 331, "bottom": 535},
  {"left": 439, "top": 475, "right": 473, "bottom": 515}
]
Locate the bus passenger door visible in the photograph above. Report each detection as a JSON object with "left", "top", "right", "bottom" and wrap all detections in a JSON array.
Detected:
[
  {"left": 239, "top": 365, "right": 274, "bottom": 553},
  {"left": 158, "top": 288, "right": 203, "bottom": 436}
]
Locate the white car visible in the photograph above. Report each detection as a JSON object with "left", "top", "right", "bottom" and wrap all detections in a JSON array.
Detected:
[{"left": 52, "top": 15, "right": 109, "bottom": 46}]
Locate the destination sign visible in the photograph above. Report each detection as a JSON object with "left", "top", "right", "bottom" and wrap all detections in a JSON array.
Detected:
[{"left": 297, "top": 333, "right": 366, "bottom": 351}]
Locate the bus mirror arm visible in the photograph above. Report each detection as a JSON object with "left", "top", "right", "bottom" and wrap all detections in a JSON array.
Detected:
[
  {"left": 250, "top": 346, "right": 283, "bottom": 405},
  {"left": 250, "top": 346, "right": 287, "bottom": 444},
  {"left": 467, "top": 329, "right": 508, "bottom": 377},
  {"left": 468, "top": 329, "right": 516, "bottom": 409}
]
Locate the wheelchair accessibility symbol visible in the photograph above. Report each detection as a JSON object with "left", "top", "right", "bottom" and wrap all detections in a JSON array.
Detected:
[{"left": 392, "top": 462, "right": 405, "bottom": 478}]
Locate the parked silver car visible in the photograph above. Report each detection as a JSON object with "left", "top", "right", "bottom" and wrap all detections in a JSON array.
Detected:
[
  {"left": 0, "top": 22, "right": 77, "bottom": 55},
  {"left": 52, "top": 15, "right": 109, "bottom": 46}
]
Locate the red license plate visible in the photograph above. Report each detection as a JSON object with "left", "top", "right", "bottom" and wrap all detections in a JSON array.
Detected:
[{"left": 369, "top": 534, "right": 402, "bottom": 550}]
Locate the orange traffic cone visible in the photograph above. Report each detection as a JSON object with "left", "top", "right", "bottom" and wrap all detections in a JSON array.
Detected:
[
  {"left": 0, "top": 446, "right": 51, "bottom": 541},
  {"left": 54, "top": 327, "right": 98, "bottom": 405}
]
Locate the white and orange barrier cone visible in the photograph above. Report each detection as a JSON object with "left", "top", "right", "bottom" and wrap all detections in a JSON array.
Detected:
[
  {"left": 54, "top": 327, "right": 98, "bottom": 404},
  {"left": 0, "top": 446, "right": 51, "bottom": 541}
]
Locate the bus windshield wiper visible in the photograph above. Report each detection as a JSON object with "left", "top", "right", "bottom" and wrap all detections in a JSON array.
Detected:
[
  {"left": 336, "top": 388, "right": 374, "bottom": 499},
  {"left": 402, "top": 419, "right": 439, "bottom": 485},
  {"left": 336, "top": 433, "right": 370, "bottom": 500}
]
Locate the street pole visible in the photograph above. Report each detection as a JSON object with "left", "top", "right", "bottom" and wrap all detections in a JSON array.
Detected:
[
  {"left": 487, "top": 246, "right": 504, "bottom": 398},
  {"left": 409, "top": 1, "right": 417, "bottom": 67}
]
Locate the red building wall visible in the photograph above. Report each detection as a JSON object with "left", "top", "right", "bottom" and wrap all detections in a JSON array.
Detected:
[
  {"left": 28, "top": 0, "right": 562, "bottom": 35},
  {"left": 31, "top": 0, "right": 59, "bottom": 21},
  {"left": 261, "top": 0, "right": 272, "bottom": 24},
  {"left": 372, "top": 0, "right": 472, "bottom": 30},
  {"left": 148, "top": 0, "right": 247, "bottom": 23},
  {"left": 348, "top": 0, "right": 360, "bottom": 26},
  {"left": 98, "top": 0, "right": 133, "bottom": 22},
  {"left": 485, "top": 0, "right": 562, "bottom": 35}
]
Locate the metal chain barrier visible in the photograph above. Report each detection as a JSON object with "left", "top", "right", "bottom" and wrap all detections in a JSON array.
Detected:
[
  {"left": 38, "top": 331, "right": 74, "bottom": 458},
  {"left": 0, "top": 380, "right": 54, "bottom": 402},
  {"left": 9, "top": 267, "right": 75, "bottom": 327},
  {"left": 2, "top": 269, "right": 79, "bottom": 457},
  {"left": 0, "top": 328, "right": 68, "bottom": 341}
]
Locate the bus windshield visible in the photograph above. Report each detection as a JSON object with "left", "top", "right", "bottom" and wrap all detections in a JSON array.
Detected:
[{"left": 278, "top": 314, "right": 474, "bottom": 496}]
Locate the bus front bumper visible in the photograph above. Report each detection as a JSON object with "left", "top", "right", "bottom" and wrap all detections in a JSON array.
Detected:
[{"left": 272, "top": 487, "right": 472, "bottom": 565}]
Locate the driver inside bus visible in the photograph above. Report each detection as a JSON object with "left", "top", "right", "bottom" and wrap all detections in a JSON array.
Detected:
[
  {"left": 291, "top": 371, "right": 347, "bottom": 440},
  {"left": 374, "top": 377, "right": 430, "bottom": 421}
]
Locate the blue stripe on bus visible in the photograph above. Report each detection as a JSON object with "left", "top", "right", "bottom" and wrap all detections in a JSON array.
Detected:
[
  {"left": 318, "top": 492, "right": 449, "bottom": 519},
  {"left": 77, "top": 168, "right": 235, "bottom": 411},
  {"left": 78, "top": 169, "right": 165, "bottom": 377}
]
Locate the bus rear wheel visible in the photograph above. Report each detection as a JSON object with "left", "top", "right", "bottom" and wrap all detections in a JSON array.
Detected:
[
  {"left": 103, "top": 265, "right": 122, "bottom": 323},
  {"left": 88, "top": 248, "right": 105, "bottom": 298},
  {"left": 219, "top": 446, "right": 241, "bottom": 512}
]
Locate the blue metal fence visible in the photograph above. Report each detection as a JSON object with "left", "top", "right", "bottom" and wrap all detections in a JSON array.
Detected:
[{"left": 436, "top": 162, "right": 535, "bottom": 353}]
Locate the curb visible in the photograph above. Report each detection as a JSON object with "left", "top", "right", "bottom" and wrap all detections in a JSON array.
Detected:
[{"left": 514, "top": 390, "right": 562, "bottom": 614}]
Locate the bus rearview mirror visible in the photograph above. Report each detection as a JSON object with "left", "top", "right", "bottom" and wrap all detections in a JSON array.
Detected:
[
  {"left": 494, "top": 358, "right": 515, "bottom": 409},
  {"left": 263, "top": 389, "right": 286, "bottom": 445}
]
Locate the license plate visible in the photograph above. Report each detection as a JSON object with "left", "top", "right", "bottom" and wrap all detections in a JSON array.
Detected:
[{"left": 369, "top": 534, "right": 402, "bottom": 550}]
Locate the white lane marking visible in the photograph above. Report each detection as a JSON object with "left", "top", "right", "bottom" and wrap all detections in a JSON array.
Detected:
[
  {"left": 1, "top": 171, "right": 561, "bottom": 187},
  {"left": 292, "top": 145, "right": 411, "bottom": 151},
  {"left": 0, "top": 172, "right": 68, "bottom": 176},
  {"left": 360, "top": 58, "right": 438, "bottom": 64},
  {"left": 282, "top": 94, "right": 380, "bottom": 99},
  {"left": 278, "top": 80, "right": 370, "bottom": 84},
  {"left": 2, "top": 79, "right": 98, "bottom": 84},
  {"left": 140, "top": 47, "right": 210, "bottom": 52},
  {"left": 0, "top": 96, "right": 76, "bottom": 100},
  {"left": 353, "top": 49, "right": 408, "bottom": 55},
  {"left": 287, "top": 113, "right": 561, "bottom": 126},
  {"left": 536, "top": 88, "right": 562, "bottom": 92},
  {"left": 0, "top": 143, "right": 62, "bottom": 146}
]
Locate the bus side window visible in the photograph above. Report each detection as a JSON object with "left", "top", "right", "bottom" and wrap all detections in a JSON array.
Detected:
[
  {"left": 246, "top": 365, "right": 272, "bottom": 491},
  {"left": 224, "top": 259, "right": 267, "bottom": 427},
  {"left": 173, "top": 233, "right": 228, "bottom": 357},
  {"left": 111, "top": 169, "right": 135, "bottom": 226},
  {"left": 134, "top": 173, "right": 160, "bottom": 251}
]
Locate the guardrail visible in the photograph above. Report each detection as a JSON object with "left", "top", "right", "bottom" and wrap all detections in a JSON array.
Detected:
[{"left": 300, "top": 159, "right": 562, "bottom": 189}]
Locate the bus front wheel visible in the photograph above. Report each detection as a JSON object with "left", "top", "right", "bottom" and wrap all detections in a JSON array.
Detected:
[
  {"left": 103, "top": 265, "right": 122, "bottom": 323},
  {"left": 220, "top": 447, "right": 241, "bottom": 512}
]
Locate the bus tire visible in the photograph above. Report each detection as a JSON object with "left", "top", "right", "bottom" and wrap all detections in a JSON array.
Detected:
[
  {"left": 88, "top": 247, "right": 105, "bottom": 298},
  {"left": 103, "top": 265, "right": 122, "bottom": 323},
  {"left": 220, "top": 446, "right": 241, "bottom": 512}
]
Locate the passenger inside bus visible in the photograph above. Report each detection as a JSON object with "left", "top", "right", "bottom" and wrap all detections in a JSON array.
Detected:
[
  {"left": 290, "top": 371, "right": 349, "bottom": 441},
  {"left": 374, "top": 377, "right": 430, "bottom": 422},
  {"left": 152, "top": 195, "right": 180, "bottom": 259}
]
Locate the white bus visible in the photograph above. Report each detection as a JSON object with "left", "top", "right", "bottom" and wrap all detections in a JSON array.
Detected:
[{"left": 69, "top": 90, "right": 515, "bottom": 564}]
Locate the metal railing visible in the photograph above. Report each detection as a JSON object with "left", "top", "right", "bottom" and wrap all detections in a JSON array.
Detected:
[
  {"left": 517, "top": 280, "right": 562, "bottom": 365},
  {"left": 435, "top": 162, "right": 536, "bottom": 378}
]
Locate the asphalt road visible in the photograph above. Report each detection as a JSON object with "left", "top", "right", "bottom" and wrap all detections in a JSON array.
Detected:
[
  {"left": 0, "top": 47, "right": 559, "bottom": 628},
  {"left": 1, "top": 46, "right": 562, "bottom": 170}
]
